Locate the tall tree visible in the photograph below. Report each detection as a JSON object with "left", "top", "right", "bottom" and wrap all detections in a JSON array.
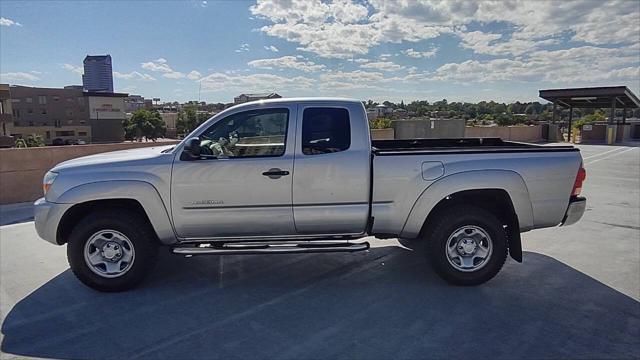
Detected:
[
  {"left": 177, "top": 105, "right": 202, "bottom": 135},
  {"left": 123, "top": 109, "right": 166, "bottom": 141}
]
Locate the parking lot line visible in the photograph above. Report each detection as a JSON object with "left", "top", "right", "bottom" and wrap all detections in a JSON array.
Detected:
[
  {"left": 585, "top": 147, "right": 638, "bottom": 165},
  {"left": 582, "top": 146, "right": 624, "bottom": 160}
]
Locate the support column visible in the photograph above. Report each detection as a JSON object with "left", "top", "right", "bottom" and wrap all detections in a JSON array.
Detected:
[
  {"left": 610, "top": 98, "right": 616, "bottom": 124},
  {"left": 607, "top": 98, "right": 618, "bottom": 144},
  {"left": 568, "top": 106, "right": 573, "bottom": 143},
  {"left": 623, "top": 107, "right": 627, "bottom": 124},
  {"left": 552, "top": 102, "right": 557, "bottom": 124}
]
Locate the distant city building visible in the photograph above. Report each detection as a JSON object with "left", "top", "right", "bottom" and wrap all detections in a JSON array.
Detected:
[
  {"left": 234, "top": 92, "right": 281, "bottom": 104},
  {"left": 373, "top": 104, "right": 393, "bottom": 116},
  {"left": 366, "top": 105, "right": 393, "bottom": 120},
  {"left": 9, "top": 85, "right": 91, "bottom": 145},
  {"left": 125, "top": 95, "right": 146, "bottom": 112},
  {"left": 6, "top": 85, "right": 127, "bottom": 144},
  {"left": 86, "top": 91, "right": 128, "bottom": 142},
  {"left": 0, "top": 84, "right": 14, "bottom": 147},
  {"left": 82, "top": 55, "right": 114, "bottom": 93},
  {"left": 159, "top": 112, "right": 178, "bottom": 139}
]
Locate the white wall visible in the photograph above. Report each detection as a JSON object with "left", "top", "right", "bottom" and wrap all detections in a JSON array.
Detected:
[{"left": 88, "top": 96, "right": 126, "bottom": 120}]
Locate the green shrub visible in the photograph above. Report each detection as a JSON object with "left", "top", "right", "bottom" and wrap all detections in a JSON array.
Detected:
[{"left": 369, "top": 117, "right": 392, "bottom": 129}]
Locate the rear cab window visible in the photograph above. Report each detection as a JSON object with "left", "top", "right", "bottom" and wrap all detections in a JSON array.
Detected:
[{"left": 302, "top": 107, "right": 350, "bottom": 155}]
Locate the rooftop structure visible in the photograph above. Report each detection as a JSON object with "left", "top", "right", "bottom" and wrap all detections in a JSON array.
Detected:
[
  {"left": 539, "top": 86, "right": 640, "bottom": 110},
  {"left": 539, "top": 86, "right": 640, "bottom": 143},
  {"left": 234, "top": 92, "right": 281, "bottom": 104}
]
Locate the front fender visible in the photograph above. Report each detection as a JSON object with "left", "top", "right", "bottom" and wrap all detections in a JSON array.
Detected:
[
  {"left": 400, "top": 170, "right": 534, "bottom": 239},
  {"left": 56, "top": 180, "right": 177, "bottom": 244}
]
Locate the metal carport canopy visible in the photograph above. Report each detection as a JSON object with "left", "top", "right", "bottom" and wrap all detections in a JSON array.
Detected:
[{"left": 539, "top": 86, "right": 640, "bottom": 109}]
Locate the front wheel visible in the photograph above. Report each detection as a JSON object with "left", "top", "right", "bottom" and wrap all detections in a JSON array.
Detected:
[
  {"left": 426, "top": 205, "right": 507, "bottom": 285},
  {"left": 67, "top": 209, "right": 159, "bottom": 292}
]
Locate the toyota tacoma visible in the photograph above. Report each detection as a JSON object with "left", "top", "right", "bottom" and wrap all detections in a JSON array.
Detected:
[{"left": 34, "top": 98, "right": 587, "bottom": 291}]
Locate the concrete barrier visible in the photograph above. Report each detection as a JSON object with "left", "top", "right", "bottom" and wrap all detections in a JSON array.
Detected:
[
  {"left": 0, "top": 141, "right": 178, "bottom": 204},
  {"left": 370, "top": 128, "right": 394, "bottom": 140},
  {"left": 465, "top": 125, "right": 543, "bottom": 142},
  {"left": 392, "top": 119, "right": 465, "bottom": 139},
  {"left": 580, "top": 123, "right": 635, "bottom": 143}
]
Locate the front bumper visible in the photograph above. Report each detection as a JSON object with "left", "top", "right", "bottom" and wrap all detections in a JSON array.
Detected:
[
  {"left": 34, "top": 197, "right": 73, "bottom": 245},
  {"left": 560, "top": 196, "right": 586, "bottom": 226}
]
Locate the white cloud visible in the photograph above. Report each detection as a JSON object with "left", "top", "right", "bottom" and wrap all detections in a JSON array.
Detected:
[
  {"left": 113, "top": 71, "right": 156, "bottom": 81},
  {"left": 62, "top": 64, "right": 83, "bottom": 75},
  {"left": 200, "top": 72, "right": 314, "bottom": 91},
  {"left": 248, "top": 56, "right": 325, "bottom": 72},
  {"left": 401, "top": 47, "right": 438, "bottom": 58},
  {"left": 235, "top": 43, "right": 250, "bottom": 53},
  {"left": 141, "top": 58, "right": 186, "bottom": 79},
  {"left": 0, "top": 17, "right": 22, "bottom": 27},
  {"left": 457, "top": 30, "right": 560, "bottom": 56},
  {"left": 187, "top": 70, "right": 202, "bottom": 80},
  {"left": 0, "top": 72, "right": 40, "bottom": 82},
  {"left": 319, "top": 70, "right": 391, "bottom": 90},
  {"left": 162, "top": 71, "right": 186, "bottom": 79},
  {"left": 250, "top": 0, "right": 446, "bottom": 58},
  {"left": 432, "top": 45, "right": 640, "bottom": 83},
  {"left": 141, "top": 59, "right": 172, "bottom": 73},
  {"left": 250, "top": 0, "right": 640, "bottom": 58},
  {"left": 359, "top": 61, "right": 404, "bottom": 71},
  {"left": 264, "top": 45, "right": 279, "bottom": 52}
]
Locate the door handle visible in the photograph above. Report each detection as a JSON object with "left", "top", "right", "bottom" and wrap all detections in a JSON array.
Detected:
[{"left": 262, "top": 168, "right": 290, "bottom": 179}]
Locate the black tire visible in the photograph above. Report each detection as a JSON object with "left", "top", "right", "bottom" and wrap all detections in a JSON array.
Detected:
[
  {"left": 67, "top": 209, "right": 159, "bottom": 292},
  {"left": 426, "top": 205, "right": 507, "bottom": 286}
]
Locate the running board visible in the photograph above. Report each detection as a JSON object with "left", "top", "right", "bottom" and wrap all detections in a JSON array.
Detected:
[{"left": 172, "top": 241, "right": 370, "bottom": 256}]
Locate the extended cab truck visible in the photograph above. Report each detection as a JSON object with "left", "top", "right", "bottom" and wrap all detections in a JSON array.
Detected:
[{"left": 34, "top": 98, "right": 587, "bottom": 291}]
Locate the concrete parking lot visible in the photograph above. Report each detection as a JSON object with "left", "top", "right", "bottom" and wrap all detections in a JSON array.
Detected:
[{"left": 1, "top": 143, "right": 638, "bottom": 359}]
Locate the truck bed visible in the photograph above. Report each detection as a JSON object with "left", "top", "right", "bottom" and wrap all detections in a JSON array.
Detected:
[
  {"left": 370, "top": 136, "right": 583, "bottom": 238},
  {"left": 372, "top": 137, "right": 578, "bottom": 155}
]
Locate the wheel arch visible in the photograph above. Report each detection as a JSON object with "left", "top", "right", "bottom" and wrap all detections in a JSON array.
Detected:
[
  {"left": 400, "top": 170, "right": 533, "bottom": 262},
  {"left": 55, "top": 181, "right": 177, "bottom": 245}
]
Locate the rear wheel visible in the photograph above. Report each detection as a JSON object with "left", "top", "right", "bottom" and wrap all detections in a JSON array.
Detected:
[
  {"left": 67, "top": 209, "right": 158, "bottom": 292},
  {"left": 426, "top": 205, "right": 507, "bottom": 285}
]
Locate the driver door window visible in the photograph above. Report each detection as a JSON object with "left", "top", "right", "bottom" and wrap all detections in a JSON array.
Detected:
[{"left": 199, "top": 108, "right": 289, "bottom": 158}]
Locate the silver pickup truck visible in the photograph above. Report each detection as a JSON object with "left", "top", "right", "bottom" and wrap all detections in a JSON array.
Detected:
[{"left": 34, "top": 98, "right": 587, "bottom": 291}]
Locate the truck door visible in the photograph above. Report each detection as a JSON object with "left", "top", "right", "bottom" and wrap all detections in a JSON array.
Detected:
[
  {"left": 292, "top": 104, "right": 371, "bottom": 234},
  {"left": 171, "top": 106, "right": 297, "bottom": 239}
]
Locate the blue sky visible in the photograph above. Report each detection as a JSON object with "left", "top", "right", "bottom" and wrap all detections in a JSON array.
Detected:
[{"left": 1, "top": 0, "right": 639, "bottom": 104}]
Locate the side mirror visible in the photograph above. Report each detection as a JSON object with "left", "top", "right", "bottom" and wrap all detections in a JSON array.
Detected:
[{"left": 181, "top": 137, "right": 202, "bottom": 160}]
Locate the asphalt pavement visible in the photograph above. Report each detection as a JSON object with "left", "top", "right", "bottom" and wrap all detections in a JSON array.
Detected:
[{"left": 1, "top": 143, "right": 638, "bottom": 359}]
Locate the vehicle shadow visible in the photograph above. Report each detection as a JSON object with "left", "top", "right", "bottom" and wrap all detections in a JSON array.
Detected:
[{"left": 2, "top": 247, "right": 638, "bottom": 359}]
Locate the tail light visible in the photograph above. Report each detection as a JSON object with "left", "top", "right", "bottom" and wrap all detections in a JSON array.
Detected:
[{"left": 571, "top": 164, "right": 586, "bottom": 196}]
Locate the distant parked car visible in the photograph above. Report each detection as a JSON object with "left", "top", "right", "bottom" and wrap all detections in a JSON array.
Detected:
[{"left": 51, "top": 138, "right": 64, "bottom": 146}]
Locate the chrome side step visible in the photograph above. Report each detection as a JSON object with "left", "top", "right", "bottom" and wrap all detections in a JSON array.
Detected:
[{"left": 172, "top": 241, "right": 370, "bottom": 256}]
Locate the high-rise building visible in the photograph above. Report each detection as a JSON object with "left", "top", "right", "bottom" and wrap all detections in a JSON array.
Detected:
[{"left": 82, "top": 55, "right": 114, "bottom": 93}]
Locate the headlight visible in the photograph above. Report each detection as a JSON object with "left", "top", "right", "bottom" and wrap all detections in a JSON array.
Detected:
[{"left": 43, "top": 171, "right": 58, "bottom": 195}]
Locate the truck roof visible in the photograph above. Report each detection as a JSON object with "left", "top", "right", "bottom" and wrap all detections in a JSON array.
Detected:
[{"left": 229, "top": 97, "right": 363, "bottom": 110}]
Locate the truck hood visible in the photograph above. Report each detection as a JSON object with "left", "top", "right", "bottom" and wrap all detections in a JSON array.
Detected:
[{"left": 53, "top": 144, "right": 175, "bottom": 171}]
